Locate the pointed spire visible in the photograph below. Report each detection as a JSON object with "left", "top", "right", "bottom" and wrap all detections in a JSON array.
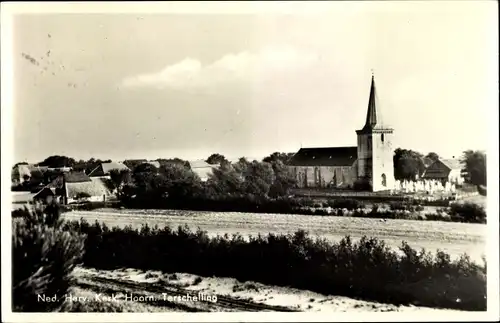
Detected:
[{"left": 364, "top": 72, "right": 378, "bottom": 128}]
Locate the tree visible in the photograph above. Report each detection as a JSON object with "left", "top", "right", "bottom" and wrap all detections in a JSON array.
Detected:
[
  {"left": 206, "top": 153, "right": 229, "bottom": 166},
  {"left": 424, "top": 152, "right": 440, "bottom": 167},
  {"left": 206, "top": 163, "right": 244, "bottom": 196},
  {"left": 157, "top": 164, "right": 203, "bottom": 199},
  {"left": 109, "top": 169, "right": 132, "bottom": 197},
  {"left": 393, "top": 148, "right": 426, "bottom": 181},
  {"left": 425, "top": 152, "right": 440, "bottom": 162},
  {"left": 134, "top": 163, "right": 158, "bottom": 175},
  {"left": 122, "top": 160, "right": 147, "bottom": 171},
  {"left": 241, "top": 161, "right": 274, "bottom": 196},
  {"left": 233, "top": 157, "right": 250, "bottom": 174},
  {"left": 131, "top": 163, "right": 159, "bottom": 195},
  {"left": 461, "top": 150, "right": 486, "bottom": 186},
  {"left": 262, "top": 152, "right": 295, "bottom": 164},
  {"left": 269, "top": 160, "right": 297, "bottom": 197},
  {"left": 43, "top": 169, "right": 63, "bottom": 185},
  {"left": 38, "top": 155, "right": 76, "bottom": 168}
]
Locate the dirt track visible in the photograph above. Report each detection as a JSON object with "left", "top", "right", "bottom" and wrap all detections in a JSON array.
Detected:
[
  {"left": 62, "top": 208, "right": 486, "bottom": 262},
  {"left": 71, "top": 267, "right": 466, "bottom": 313}
]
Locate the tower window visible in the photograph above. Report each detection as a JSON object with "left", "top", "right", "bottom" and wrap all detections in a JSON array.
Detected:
[{"left": 381, "top": 134, "right": 385, "bottom": 142}]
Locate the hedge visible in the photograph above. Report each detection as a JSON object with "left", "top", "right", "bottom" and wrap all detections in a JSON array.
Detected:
[{"left": 62, "top": 220, "right": 487, "bottom": 311}]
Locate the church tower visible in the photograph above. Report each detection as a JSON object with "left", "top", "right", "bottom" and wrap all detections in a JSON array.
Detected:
[{"left": 356, "top": 74, "right": 395, "bottom": 191}]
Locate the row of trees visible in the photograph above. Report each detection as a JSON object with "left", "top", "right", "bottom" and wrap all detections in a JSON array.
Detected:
[
  {"left": 15, "top": 148, "right": 487, "bottom": 191},
  {"left": 108, "top": 157, "right": 297, "bottom": 206}
]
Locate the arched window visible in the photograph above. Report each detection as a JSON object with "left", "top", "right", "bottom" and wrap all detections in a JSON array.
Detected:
[
  {"left": 381, "top": 134, "right": 385, "bottom": 142},
  {"left": 381, "top": 173, "right": 387, "bottom": 187}
]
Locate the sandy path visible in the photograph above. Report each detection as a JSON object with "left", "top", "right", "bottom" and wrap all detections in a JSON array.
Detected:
[
  {"left": 73, "top": 267, "right": 466, "bottom": 313},
  {"left": 62, "top": 209, "right": 486, "bottom": 262}
]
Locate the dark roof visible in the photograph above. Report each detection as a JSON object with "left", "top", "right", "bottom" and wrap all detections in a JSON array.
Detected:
[
  {"left": 158, "top": 159, "right": 187, "bottom": 167},
  {"left": 64, "top": 172, "right": 92, "bottom": 183},
  {"left": 33, "top": 187, "right": 56, "bottom": 200},
  {"left": 46, "top": 172, "right": 91, "bottom": 189},
  {"left": 124, "top": 159, "right": 147, "bottom": 163},
  {"left": 123, "top": 159, "right": 147, "bottom": 168},
  {"left": 440, "top": 159, "right": 464, "bottom": 170},
  {"left": 422, "top": 159, "right": 464, "bottom": 179},
  {"left": 288, "top": 147, "right": 358, "bottom": 166}
]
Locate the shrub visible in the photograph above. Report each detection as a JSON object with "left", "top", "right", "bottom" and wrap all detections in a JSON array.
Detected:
[
  {"left": 389, "top": 201, "right": 413, "bottom": 212},
  {"left": 65, "top": 221, "right": 486, "bottom": 311},
  {"left": 327, "top": 199, "right": 365, "bottom": 210},
  {"left": 353, "top": 179, "right": 372, "bottom": 191},
  {"left": 449, "top": 202, "right": 486, "bottom": 224},
  {"left": 12, "top": 204, "right": 86, "bottom": 312}
]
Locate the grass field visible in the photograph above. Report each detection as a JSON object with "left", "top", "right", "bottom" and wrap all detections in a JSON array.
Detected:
[{"left": 62, "top": 208, "right": 486, "bottom": 262}]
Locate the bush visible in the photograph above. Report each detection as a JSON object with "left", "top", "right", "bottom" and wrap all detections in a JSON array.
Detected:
[
  {"left": 389, "top": 201, "right": 413, "bottom": 212},
  {"left": 64, "top": 221, "right": 486, "bottom": 311},
  {"left": 326, "top": 199, "right": 365, "bottom": 210},
  {"left": 353, "top": 179, "right": 372, "bottom": 191},
  {"left": 449, "top": 202, "right": 486, "bottom": 224},
  {"left": 12, "top": 204, "right": 86, "bottom": 312}
]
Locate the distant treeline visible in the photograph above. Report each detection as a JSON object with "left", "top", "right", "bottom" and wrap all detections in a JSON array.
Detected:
[{"left": 15, "top": 148, "right": 486, "bottom": 186}]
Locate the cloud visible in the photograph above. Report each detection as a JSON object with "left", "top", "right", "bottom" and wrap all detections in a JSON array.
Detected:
[{"left": 120, "top": 46, "right": 320, "bottom": 90}]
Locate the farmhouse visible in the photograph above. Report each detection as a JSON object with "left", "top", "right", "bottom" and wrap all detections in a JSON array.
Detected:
[
  {"left": 11, "top": 164, "right": 48, "bottom": 186},
  {"left": 188, "top": 160, "right": 216, "bottom": 182},
  {"left": 88, "top": 161, "right": 130, "bottom": 178},
  {"left": 288, "top": 74, "right": 395, "bottom": 192},
  {"left": 46, "top": 171, "right": 112, "bottom": 204},
  {"left": 422, "top": 158, "right": 465, "bottom": 185}
]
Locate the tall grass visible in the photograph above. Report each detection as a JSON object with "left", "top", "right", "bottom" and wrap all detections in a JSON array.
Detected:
[{"left": 63, "top": 220, "right": 487, "bottom": 311}]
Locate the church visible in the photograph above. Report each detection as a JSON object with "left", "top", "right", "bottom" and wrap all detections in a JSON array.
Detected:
[{"left": 288, "top": 74, "right": 395, "bottom": 192}]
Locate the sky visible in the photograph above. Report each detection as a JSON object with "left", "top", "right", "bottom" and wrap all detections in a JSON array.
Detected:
[{"left": 9, "top": 1, "right": 498, "bottom": 163}]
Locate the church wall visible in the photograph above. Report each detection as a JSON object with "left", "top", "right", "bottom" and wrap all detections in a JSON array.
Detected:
[
  {"left": 289, "top": 164, "right": 357, "bottom": 188},
  {"left": 356, "top": 134, "right": 373, "bottom": 180}
]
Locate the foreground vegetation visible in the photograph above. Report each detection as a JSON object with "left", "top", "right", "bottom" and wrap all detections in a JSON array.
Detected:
[
  {"left": 12, "top": 205, "right": 85, "bottom": 312},
  {"left": 13, "top": 204, "right": 486, "bottom": 312}
]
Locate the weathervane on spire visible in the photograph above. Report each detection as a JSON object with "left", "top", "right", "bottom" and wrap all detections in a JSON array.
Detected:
[{"left": 371, "top": 68, "right": 374, "bottom": 78}]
